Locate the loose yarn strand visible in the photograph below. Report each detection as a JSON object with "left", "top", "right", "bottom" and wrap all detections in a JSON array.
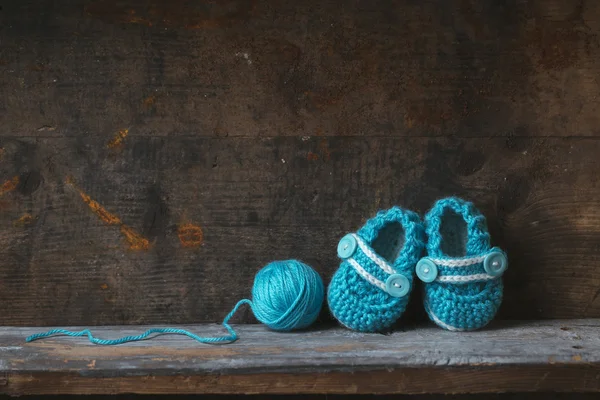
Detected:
[
  {"left": 25, "top": 259, "right": 324, "bottom": 344},
  {"left": 25, "top": 299, "right": 253, "bottom": 345}
]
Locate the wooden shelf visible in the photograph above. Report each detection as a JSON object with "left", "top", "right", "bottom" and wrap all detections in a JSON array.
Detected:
[{"left": 1, "top": 319, "right": 599, "bottom": 395}]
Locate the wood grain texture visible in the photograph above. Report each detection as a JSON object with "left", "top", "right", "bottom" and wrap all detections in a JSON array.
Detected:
[
  {"left": 2, "top": 396, "right": 598, "bottom": 400},
  {"left": 1, "top": 0, "right": 600, "bottom": 138},
  {"left": 1, "top": 320, "right": 599, "bottom": 395},
  {"left": 1, "top": 0, "right": 600, "bottom": 326},
  {"left": 0, "top": 136, "right": 600, "bottom": 324}
]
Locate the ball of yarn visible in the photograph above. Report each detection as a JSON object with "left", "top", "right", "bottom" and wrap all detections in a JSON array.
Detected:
[{"left": 251, "top": 260, "right": 324, "bottom": 331}]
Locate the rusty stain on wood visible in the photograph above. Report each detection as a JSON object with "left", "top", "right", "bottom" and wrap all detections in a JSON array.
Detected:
[
  {"left": 107, "top": 129, "right": 129, "bottom": 149},
  {"left": 142, "top": 96, "right": 156, "bottom": 109},
  {"left": 74, "top": 192, "right": 121, "bottom": 225},
  {"left": 119, "top": 225, "right": 151, "bottom": 250},
  {"left": 66, "top": 177, "right": 151, "bottom": 250},
  {"left": 13, "top": 214, "right": 34, "bottom": 227},
  {"left": 27, "top": 64, "right": 47, "bottom": 72},
  {"left": 122, "top": 10, "right": 153, "bottom": 27},
  {"left": 177, "top": 223, "right": 204, "bottom": 248},
  {"left": 404, "top": 113, "right": 415, "bottom": 129},
  {"left": 307, "top": 140, "right": 331, "bottom": 161},
  {"left": 304, "top": 90, "right": 341, "bottom": 111},
  {"left": 100, "top": 284, "right": 108, "bottom": 290},
  {"left": 66, "top": 177, "right": 121, "bottom": 225},
  {"left": 87, "top": 360, "right": 96, "bottom": 369},
  {"left": 85, "top": 2, "right": 152, "bottom": 26},
  {"left": 306, "top": 152, "right": 319, "bottom": 161},
  {"left": 0, "top": 176, "right": 19, "bottom": 197},
  {"left": 318, "top": 139, "right": 331, "bottom": 161},
  {"left": 572, "top": 354, "right": 582, "bottom": 362}
]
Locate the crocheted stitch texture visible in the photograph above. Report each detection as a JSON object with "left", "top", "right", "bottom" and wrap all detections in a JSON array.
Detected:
[
  {"left": 327, "top": 207, "right": 425, "bottom": 332},
  {"left": 423, "top": 197, "right": 504, "bottom": 331}
]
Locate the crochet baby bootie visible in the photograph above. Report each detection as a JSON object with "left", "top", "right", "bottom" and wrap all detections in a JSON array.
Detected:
[
  {"left": 327, "top": 207, "right": 425, "bottom": 332},
  {"left": 416, "top": 197, "right": 507, "bottom": 331}
]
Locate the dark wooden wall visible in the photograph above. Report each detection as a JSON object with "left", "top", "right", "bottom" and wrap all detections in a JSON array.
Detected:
[
  {"left": 1, "top": 0, "right": 600, "bottom": 326},
  {"left": 4, "top": 394, "right": 600, "bottom": 400},
  {"left": 2, "top": 394, "right": 599, "bottom": 400}
]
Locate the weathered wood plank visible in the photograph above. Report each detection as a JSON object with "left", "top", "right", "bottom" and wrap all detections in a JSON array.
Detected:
[
  {"left": 1, "top": 320, "right": 599, "bottom": 395},
  {"left": 2, "top": 396, "right": 599, "bottom": 400},
  {"left": 0, "top": 136, "right": 600, "bottom": 325},
  {"left": 5, "top": 366, "right": 600, "bottom": 395},
  {"left": 1, "top": 0, "right": 600, "bottom": 138}
]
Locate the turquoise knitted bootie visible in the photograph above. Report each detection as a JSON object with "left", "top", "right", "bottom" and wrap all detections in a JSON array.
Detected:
[
  {"left": 327, "top": 207, "right": 425, "bottom": 332},
  {"left": 416, "top": 197, "right": 507, "bottom": 331}
]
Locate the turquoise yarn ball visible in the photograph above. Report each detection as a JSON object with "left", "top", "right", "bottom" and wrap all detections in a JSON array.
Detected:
[{"left": 251, "top": 260, "right": 324, "bottom": 331}]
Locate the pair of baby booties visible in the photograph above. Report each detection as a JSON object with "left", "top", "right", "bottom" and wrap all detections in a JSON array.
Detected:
[{"left": 328, "top": 197, "right": 507, "bottom": 332}]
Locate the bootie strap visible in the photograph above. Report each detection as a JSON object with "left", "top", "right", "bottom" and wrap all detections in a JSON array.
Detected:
[
  {"left": 337, "top": 233, "right": 411, "bottom": 298},
  {"left": 416, "top": 247, "right": 508, "bottom": 284}
]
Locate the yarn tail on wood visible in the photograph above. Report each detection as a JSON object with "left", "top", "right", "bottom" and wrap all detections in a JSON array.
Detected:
[
  {"left": 26, "top": 299, "right": 252, "bottom": 345},
  {"left": 25, "top": 259, "right": 324, "bottom": 345}
]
